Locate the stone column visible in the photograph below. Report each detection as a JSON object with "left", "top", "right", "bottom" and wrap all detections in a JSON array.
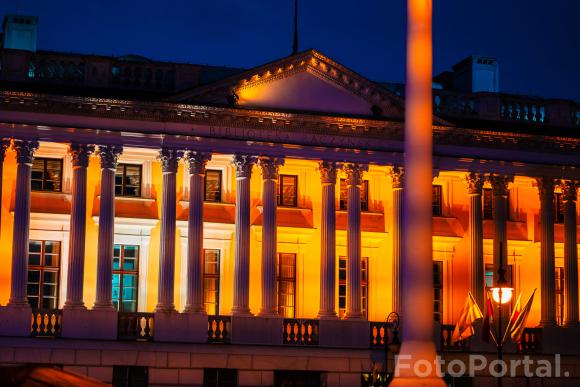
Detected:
[
  {"left": 258, "top": 157, "right": 284, "bottom": 316},
  {"left": 183, "top": 151, "right": 211, "bottom": 313},
  {"left": 537, "top": 177, "right": 557, "bottom": 327},
  {"left": 465, "top": 172, "right": 485, "bottom": 308},
  {"left": 0, "top": 140, "right": 9, "bottom": 240},
  {"left": 232, "top": 154, "right": 257, "bottom": 316},
  {"left": 562, "top": 180, "right": 579, "bottom": 326},
  {"left": 318, "top": 161, "right": 339, "bottom": 318},
  {"left": 64, "top": 144, "right": 95, "bottom": 310},
  {"left": 390, "top": 166, "right": 404, "bottom": 315},
  {"left": 489, "top": 174, "right": 513, "bottom": 284},
  {"left": 8, "top": 139, "right": 39, "bottom": 307},
  {"left": 93, "top": 145, "right": 123, "bottom": 310},
  {"left": 344, "top": 163, "right": 368, "bottom": 320},
  {"left": 155, "top": 148, "right": 183, "bottom": 312}
]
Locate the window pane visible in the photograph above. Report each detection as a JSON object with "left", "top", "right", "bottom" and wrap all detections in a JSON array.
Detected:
[
  {"left": 361, "top": 180, "right": 369, "bottom": 211},
  {"left": 28, "top": 241, "right": 42, "bottom": 265},
  {"left": 279, "top": 175, "right": 297, "bottom": 207},
  {"left": 204, "top": 170, "right": 222, "bottom": 202},
  {"left": 432, "top": 185, "right": 442, "bottom": 216},
  {"left": 204, "top": 250, "right": 220, "bottom": 275},
  {"left": 339, "top": 179, "right": 347, "bottom": 210}
]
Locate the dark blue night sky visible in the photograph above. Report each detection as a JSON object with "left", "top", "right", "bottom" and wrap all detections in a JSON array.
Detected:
[{"left": 1, "top": 0, "right": 578, "bottom": 101}]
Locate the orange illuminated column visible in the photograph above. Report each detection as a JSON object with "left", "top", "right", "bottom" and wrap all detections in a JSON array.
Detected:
[{"left": 391, "top": 0, "right": 445, "bottom": 384}]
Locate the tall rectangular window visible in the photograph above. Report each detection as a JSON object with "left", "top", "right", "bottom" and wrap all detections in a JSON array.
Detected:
[
  {"left": 31, "top": 158, "right": 63, "bottom": 192},
  {"left": 338, "top": 256, "right": 369, "bottom": 319},
  {"left": 482, "top": 188, "right": 511, "bottom": 220},
  {"left": 277, "top": 253, "right": 296, "bottom": 318},
  {"left": 555, "top": 267, "right": 564, "bottom": 326},
  {"left": 554, "top": 193, "right": 565, "bottom": 224},
  {"left": 115, "top": 164, "right": 142, "bottom": 197},
  {"left": 277, "top": 175, "right": 298, "bottom": 207},
  {"left": 339, "top": 179, "right": 369, "bottom": 211},
  {"left": 483, "top": 188, "right": 493, "bottom": 220},
  {"left": 432, "top": 185, "right": 443, "bottom": 216},
  {"left": 433, "top": 261, "right": 443, "bottom": 323},
  {"left": 112, "top": 245, "right": 139, "bottom": 312},
  {"left": 204, "top": 170, "right": 222, "bottom": 202},
  {"left": 27, "top": 240, "right": 61, "bottom": 309},
  {"left": 203, "top": 249, "right": 220, "bottom": 315}
]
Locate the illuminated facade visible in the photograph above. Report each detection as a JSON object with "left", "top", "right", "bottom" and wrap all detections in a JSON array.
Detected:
[{"left": 0, "top": 14, "right": 579, "bottom": 387}]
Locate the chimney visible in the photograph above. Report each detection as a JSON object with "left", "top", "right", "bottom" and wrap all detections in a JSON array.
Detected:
[{"left": 2, "top": 14, "right": 38, "bottom": 52}]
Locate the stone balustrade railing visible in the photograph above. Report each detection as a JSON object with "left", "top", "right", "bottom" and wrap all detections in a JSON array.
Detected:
[
  {"left": 207, "top": 315, "right": 231, "bottom": 344},
  {"left": 117, "top": 312, "right": 154, "bottom": 341},
  {"left": 23, "top": 309, "right": 551, "bottom": 354},
  {"left": 282, "top": 318, "right": 319, "bottom": 346},
  {"left": 433, "top": 89, "right": 579, "bottom": 128},
  {"left": 30, "top": 309, "right": 62, "bottom": 338}
]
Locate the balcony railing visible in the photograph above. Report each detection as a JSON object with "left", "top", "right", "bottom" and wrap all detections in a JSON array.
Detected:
[
  {"left": 518, "top": 327, "right": 542, "bottom": 353},
  {"left": 31, "top": 309, "right": 62, "bottom": 338},
  {"left": 117, "top": 312, "right": 154, "bottom": 341},
  {"left": 208, "top": 315, "right": 231, "bottom": 343},
  {"left": 440, "top": 324, "right": 469, "bottom": 352},
  {"left": 282, "top": 318, "right": 319, "bottom": 346}
]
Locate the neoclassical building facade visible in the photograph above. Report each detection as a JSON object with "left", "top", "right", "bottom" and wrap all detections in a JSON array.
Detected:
[{"left": 0, "top": 14, "right": 579, "bottom": 387}]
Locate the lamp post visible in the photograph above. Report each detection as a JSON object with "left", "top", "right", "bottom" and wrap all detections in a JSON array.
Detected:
[
  {"left": 384, "top": 312, "right": 401, "bottom": 381},
  {"left": 490, "top": 241, "right": 513, "bottom": 387}
]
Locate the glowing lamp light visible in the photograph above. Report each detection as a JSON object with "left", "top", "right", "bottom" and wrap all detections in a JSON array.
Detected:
[{"left": 491, "top": 286, "right": 513, "bottom": 305}]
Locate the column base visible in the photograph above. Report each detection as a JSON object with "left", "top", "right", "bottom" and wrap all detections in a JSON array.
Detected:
[
  {"left": 231, "top": 307, "right": 253, "bottom": 317},
  {"left": 155, "top": 303, "right": 176, "bottom": 313},
  {"left": 154, "top": 311, "right": 207, "bottom": 343},
  {"left": 62, "top": 308, "right": 117, "bottom": 340},
  {"left": 317, "top": 310, "right": 338, "bottom": 320},
  {"left": 318, "top": 319, "right": 369, "bottom": 348},
  {"left": 183, "top": 306, "right": 207, "bottom": 315},
  {"left": 92, "top": 302, "right": 115, "bottom": 311},
  {"left": 539, "top": 319, "right": 557, "bottom": 328},
  {"left": 231, "top": 315, "right": 283, "bottom": 345},
  {"left": 0, "top": 304, "right": 32, "bottom": 337},
  {"left": 63, "top": 301, "right": 87, "bottom": 311},
  {"left": 390, "top": 340, "right": 445, "bottom": 386}
]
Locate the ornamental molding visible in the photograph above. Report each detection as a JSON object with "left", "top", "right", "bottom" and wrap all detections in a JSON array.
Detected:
[
  {"left": 344, "top": 163, "right": 369, "bottom": 186},
  {"left": 97, "top": 145, "right": 123, "bottom": 170},
  {"left": 390, "top": 165, "right": 405, "bottom": 189},
  {"left": 464, "top": 172, "right": 485, "bottom": 195},
  {"left": 168, "top": 50, "right": 408, "bottom": 121},
  {"left": 0, "top": 91, "right": 578, "bottom": 156},
  {"left": 69, "top": 143, "right": 95, "bottom": 167},
  {"left": 233, "top": 154, "right": 257, "bottom": 178},
  {"left": 258, "top": 157, "right": 284, "bottom": 180},
  {"left": 185, "top": 151, "right": 211, "bottom": 175},
  {"left": 488, "top": 174, "right": 514, "bottom": 197},
  {"left": 560, "top": 180, "right": 578, "bottom": 202},
  {"left": 158, "top": 148, "right": 184, "bottom": 173},
  {"left": 319, "top": 161, "right": 339, "bottom": 184},
  {"left": 13, "top": 139, "right": 39, "bottom": 165}
]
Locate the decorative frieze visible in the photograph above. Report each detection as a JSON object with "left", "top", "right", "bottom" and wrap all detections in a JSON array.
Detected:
[
  {"left": 465, "top": 172, "right": 484, "bottom": 195},
  {"left": 13, "top": 139, "right": 39, "bottom": 165},
  {"left": 258, "top": 157, "right": 284, "bottom": 181},
  {"left": 233, "top": 154, "right": 257, "bottom": 179},
  {"left": 158, "top": 148, "right": 183, "bottom": 173},
  {"left": 185, "top": 151, "right": 212, "bottom": 176},
  {"left": 390, "top": 165, "right": 404, "bottom": 189}
]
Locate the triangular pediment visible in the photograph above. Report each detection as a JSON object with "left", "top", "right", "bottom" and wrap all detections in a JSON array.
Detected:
[{"left": 169, "top": 50, "right": 406, "bottom": 119}]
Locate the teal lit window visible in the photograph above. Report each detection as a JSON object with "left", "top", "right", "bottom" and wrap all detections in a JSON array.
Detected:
[{"left": 112, "top": 245, "right": 139, "bottom": 312}]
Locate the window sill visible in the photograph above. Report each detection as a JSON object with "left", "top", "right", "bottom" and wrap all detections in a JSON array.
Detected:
[
  {"left": 179, "top": 201, "right": 235, "bottom": 208},
  {"left": 336, "top": 209, "right": 382, "bottom": 216},
  {"left": 96, "top": 195, "right": 155, "bottom": 204},
  {"left": 31, "top": 191, "right": 72, "bottom": 200}
]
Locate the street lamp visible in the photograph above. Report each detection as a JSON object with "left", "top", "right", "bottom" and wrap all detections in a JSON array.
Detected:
[
  {"left": 384, "top": 312, "right": 401, "bottom": 382},
  {"left": 489, "top": 241, "right": 513, "bottom": 387}
]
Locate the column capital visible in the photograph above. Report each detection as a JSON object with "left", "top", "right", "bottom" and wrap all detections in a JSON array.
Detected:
[
  {"left": 13, "top": 139, "right": 39, "bottom": 165},
  {"left": 319, "top": 161, "right": 339, "bottom": 184},
  {"left": 185, "top": 151, "right": 212, "bottom": 175},
  {"left": 561, "top": 180, "right": 579, "bottom": 202},
  {"left": 344, "top": 163, "right": 368, "bottom": 186},
  {"left": 158, "top": 148, "right": 184, "bottom": 173},
  {"left": 97, "top": 145, "right": 123, "bottom": 170},
  {"left": 233, "top": 154, "right": 257, "bottom": 178},
  {"left": 488, "top": 174, "right": 513, "bottom": 196},
  {"left": 258, "top": 156, "right": 284, "bottom": 180},
  {"left": 536, "top": 176, "right": 556, "bottom": 200},
  {"left": 465, "top": 172, "right": 485, "bottom": 195},
  {"left": 0, "top": 139, "right": 10, "bottom": 162},
  {"left": 69, "top": 143, "right": 95, "bottom": 167},
  {"left": 390, "top": 165, "right": 405, "bottom": 189}
]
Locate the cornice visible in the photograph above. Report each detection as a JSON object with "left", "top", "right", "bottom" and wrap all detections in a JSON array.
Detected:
[{"left": 0, "top": 91, "right": 578, "bottom": 156}]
